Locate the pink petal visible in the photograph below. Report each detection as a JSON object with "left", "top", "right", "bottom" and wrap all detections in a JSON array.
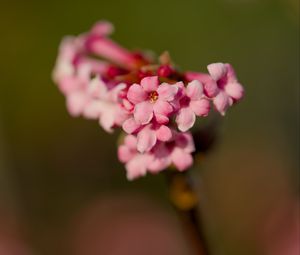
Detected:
[
  {"left": 78, "top": 63, "right": 92, "bottom": 81},
  {"left": 225, "top": 82, "right": 244, "bottom": 100},
  {"left": 175, "top": 107, "right": 196, "bottom": 132},
  {"left": 225, "top": 63, "right": 238, "bottom": 82},
  {"left": 185, "top": 73, "right": 218, "bottom": 98},
  {"left": 127, "top": 84, "right": 147, "bottom": 104},
  {"left": 88, "top": 37, "right": 135, "bottom": 68},
  {"left": 153, "top": 101, "right": 173, "bottom": 124},
  {"left": 207, "top": 63, "right": 227, "bottom": 81},
  {"left": 190, "top": 99, "right": 210, "bottom": 116},
  {"left": 148, "top": 157, "right": 171, "bottom": 173},
  {"left": 91, "top": 21, "right": 114, "bottom": 36},
  {"left": 109, "top": 83, "right": 126, "bottom": 102},
  {"left": 153, "top": 100, "right": 173, "bottom": 116},
  {"left": 204, "top": 80, "right": 219, "bottom": 98},
  {"left": 66, "top": 92, "right": 87, "bottom": 116},
  {"left": 59, "top": 76, "right": 78, "bottom": 94},
  {"left": 118, "top": 145, "right": 134, "bottom": 163},
  {"left": 185, "top": 72, "right": 208, "bottom": 83},
  {"left": 83, "top": 100, "right": 103, "bottom": 119},
  {"left": 137, "top": 126, "right": 157, "bottom": 153},
  {"left": 126, "top": 155, "right": 149, "bottom": 180},
  {"left": 213, "top": 91, "right": 230, "bottom": 115},
  {"left": 84, "top": 58, "right": 108, "bottom": 75},
  {"left": 154, "top": 114, "right": 169, "bottom": 124},
  {"left": 171, "top": 148, "right": 193, "bottom": 171},
  {"left": 114, "top": 106, "right": 129, "bottom": 126},
  {"left": 122, "top": 99, "right": 133, "bottom": 111},
  {"left": 156, "top": 125, "right": 172, "bottom": 142},
  {"left": 157, "top": 83, "right": 178, "bottom": 101},
  {"left": 176, "top": 133, "right": 195, "bottom": 153},
  {"left": 124, "top": 134, "right": 138, "bottom": 150},
  {"left": 134, "top": 101, "right": 154, "bottom": 125},
  {"left": 141, "top": 76, "right": 159, "bottom": 92},
  {"left": 148, "top": 143, "right": 171, "bottom": 173},
  {"left": 88, "top": 76, "right": 107, "bottom": 97},
  {"left": 99, "top": 108, "right": 115, "bottom": 133},
  {"left": 186, "top": 80, "right": 203, "bottom": 100},
  {"left": 122, "top": 117, "right": 141, "bottom": 134}
]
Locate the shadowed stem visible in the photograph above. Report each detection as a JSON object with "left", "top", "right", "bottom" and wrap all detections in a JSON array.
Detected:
[{"left": 165, "top": 170, "right": 210, "bottom": 255}]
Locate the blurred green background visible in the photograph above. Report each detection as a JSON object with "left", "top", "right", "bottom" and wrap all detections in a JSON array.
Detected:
[{"left": 0, "top": 0, "right": 299, "bottom": 254}]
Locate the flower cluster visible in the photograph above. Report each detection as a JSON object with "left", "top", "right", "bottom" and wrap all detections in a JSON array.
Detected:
[{"left": 53, "top": 21, "right": 244, "bottom": 180}]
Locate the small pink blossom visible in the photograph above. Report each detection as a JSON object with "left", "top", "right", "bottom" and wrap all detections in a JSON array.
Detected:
[
  {"left": 63, "top": 63, "right": 92, "bottom": 117},
  {"left": 118, "top": 135, "right": 152, "bottom": 180},
  {"left": 127, "top": 76, "right": 178, "bottom": 125},
  {"left": 207, "top": 63, "right": 244, "bottom": 115},
  {"left": 148, "top": 132, "right": 195, "bottom": 173},
  {"left": 123, "top": 119, "right": 172, "bottom": 153},
  {"left": 53, "top": 35, "right": 107, "bottom": 90},
  {"left": 184, "top": 72, "right": 219, "bottom": 98},
  {"left": 83, "top": 76, "right": 128, "bottom": 132},
  {"left": 118, "top": 131, "right": 195, "bottom": 180},
  {"left": 175, "top": 80, "right": 210, "bottom": 132}
]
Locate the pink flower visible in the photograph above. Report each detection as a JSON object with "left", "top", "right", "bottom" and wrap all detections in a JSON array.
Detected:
[
  {"left": 62, "top": 63, "right": 93, "bottom": 117},
  {"left": 53, "top": 35, "right": 107, "bottom": 90},
  {"left": 184, "top": 72, "right": 219, "bottom": 98},
  {"left": 127, "top": 76, "right": 178, "bottom": 125},
  {"left": 118, "top": 135, "right": 152, "bottom": 180},
  {"left": 52, "top": 37, "right": 77, "bottom": 85},
  {"left": 52, "top": 35, "right": 109, "bottom": 118},
  {"left": 148, "top": 132, "right": 195, "bottom": 173},
  {"left": 122, "top": 118, "right": 172, "bottom": 153},
  {"left": 118, "top": 131, "right": 195, "bottom": 180},
  {"left": 175, "top": 80, "right": 210, "bottom": 132},
  {"left": 83, "top": 76, "right": 128, "bottom": 133},
  {"left": 207, "top": 63, "right": 244, "bottom": 115}
]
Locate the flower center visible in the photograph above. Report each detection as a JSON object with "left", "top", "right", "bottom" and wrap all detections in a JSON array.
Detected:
[
  {"left": 149, "top": 91, "right": 159, "bottom": 103},
  {"left": 179, "top": 96, "right": 190, "bottom": 107}
]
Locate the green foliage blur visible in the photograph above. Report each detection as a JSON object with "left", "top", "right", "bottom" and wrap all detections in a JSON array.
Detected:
[{"left": 0, "top": 0, "right": 299, "bottom": 254}]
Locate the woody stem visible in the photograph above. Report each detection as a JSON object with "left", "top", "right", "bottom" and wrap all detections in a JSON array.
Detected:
[{"left": 165, "top": 170, "right": 210, "bottom": 255}]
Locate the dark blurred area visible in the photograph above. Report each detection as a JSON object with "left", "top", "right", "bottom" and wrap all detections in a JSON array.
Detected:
[{"left": 0, "top": 0, "right": 299, "bottom": 254}]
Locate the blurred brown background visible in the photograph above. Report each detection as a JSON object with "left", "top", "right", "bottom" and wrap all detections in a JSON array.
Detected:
[{"left": 0, "top": 0, "right": 299, "bottom": 254}]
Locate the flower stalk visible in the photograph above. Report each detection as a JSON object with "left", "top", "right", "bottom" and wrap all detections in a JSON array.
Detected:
[{"left": 166, "top": 170, "right": 210, "bottom": 255}]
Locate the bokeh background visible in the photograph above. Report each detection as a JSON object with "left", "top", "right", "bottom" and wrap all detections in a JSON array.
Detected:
[{"left": 0, "top": 0, "right": 299, "bottom": 254}]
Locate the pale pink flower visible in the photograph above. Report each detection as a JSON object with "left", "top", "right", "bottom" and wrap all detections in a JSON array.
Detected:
[
  {"left": 52, "top": 34, "right": 109, "bottom": 118},
  {"left": 122, "top": 118, "right": 172, "bottom": 153},
  {"left": 127, "top": 76, "right": 178, "bottom": 125},
  {"left": 53, "top": 35, "right": 107, "bottom": 89},
  {"left": 184, "top": 72, "right": 219, "bottom": 98},
  {"left": 148, "top": 132, "right": 195, "bottom": 173},
  {"left": 118, "top": 135, "right": 152, "bottom": 180},
  {"left": 118, "top": 132, "right": 195, "bottom": 180},
  {"left": 175, "top": 80, "right": 210, "bottom": 132},
  {"left": 52, "top": 36, "right": 80, "bottom": 85},
  {"left": 207, "top": 63, "right": 244, "bottom": 115},
  {"left": 61, "top": 63, "right": 93, "bottom": 117},
  {"left": 83, "top": 76, "right": 128, "bottom": 133}
]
